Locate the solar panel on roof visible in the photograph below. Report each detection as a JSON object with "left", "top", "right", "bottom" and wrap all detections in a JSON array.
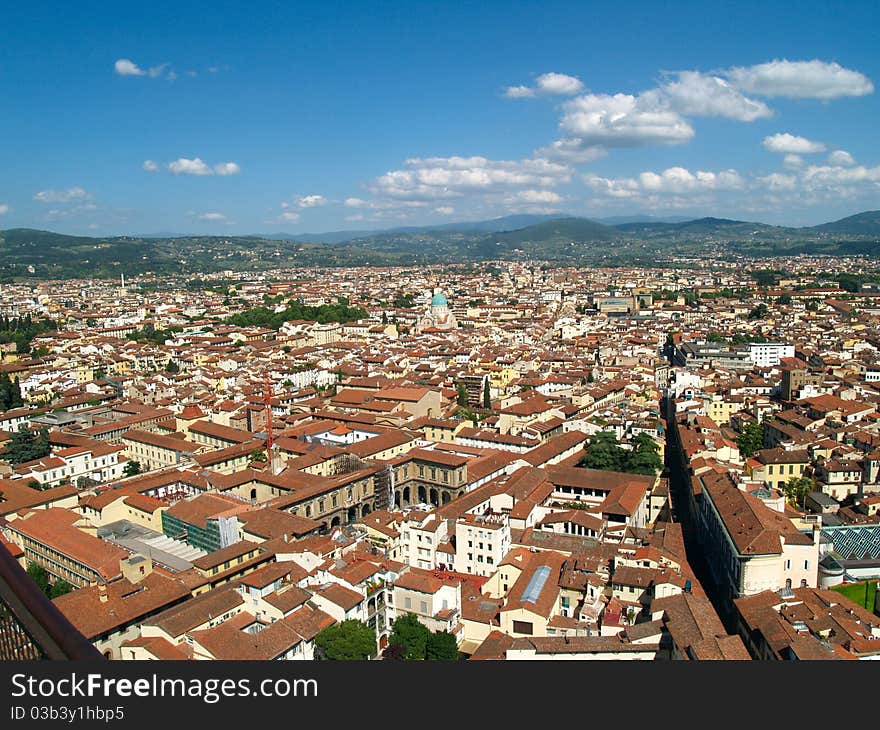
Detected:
[{"left": 522, "top": 565, "right": 551, "bottom": 604}]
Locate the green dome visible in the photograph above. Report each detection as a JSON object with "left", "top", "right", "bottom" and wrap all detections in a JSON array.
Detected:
[{"left": 431, "top": 292, "right": 448, "bottom": 306}]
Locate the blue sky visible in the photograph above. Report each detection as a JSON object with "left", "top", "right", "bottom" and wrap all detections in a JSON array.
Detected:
[{"left": 2, "top": 0, "right": 879, "bottom": 235}]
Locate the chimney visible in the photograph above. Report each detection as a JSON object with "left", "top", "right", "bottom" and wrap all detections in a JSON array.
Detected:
[{"left": 98, "top": 584, "right": 108, "bottom": 602}]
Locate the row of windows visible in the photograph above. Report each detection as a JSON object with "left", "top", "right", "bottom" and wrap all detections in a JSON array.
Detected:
[
  {"left": 767, "top": 464, "right": 804, "bottom": 475},
  {"left": 402, "top": 597, "right": 429, "bottom": 614},
  {"left": 465, "top": 554, "right": 494, "bottom": 564}
]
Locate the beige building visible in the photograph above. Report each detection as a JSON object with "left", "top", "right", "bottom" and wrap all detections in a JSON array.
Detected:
[
  {"left": 696, "top": 471, "right": 820, "bottom": 603},
  {"left": 391, "top": 566, "right": 463, "bottom": 640},
  {"left": 121, "top": 429, "right": 202, "bottom": 471}
]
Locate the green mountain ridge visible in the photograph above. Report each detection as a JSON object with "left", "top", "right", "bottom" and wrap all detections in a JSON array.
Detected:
[{"left": 2, "top": 210, "right": 879, "bottom": 279}]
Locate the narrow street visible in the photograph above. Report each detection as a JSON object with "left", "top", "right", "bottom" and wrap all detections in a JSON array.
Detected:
[{"left": 662, "top": 399, "right": 738, "bottom": 632}]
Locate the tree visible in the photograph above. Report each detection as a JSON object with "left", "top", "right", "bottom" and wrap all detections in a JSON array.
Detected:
[
  {"left": 5, "top": 425, "right": 50, "bottom": 465},
  {"left": 625, "top": 449, "right": 663, "bottom": 475},
  {"left": 388, "top": 613, "right": 429, "bottom": 660},
  {"left": 579, "top": 432, "right": 662, "bottom": 475},
  {"left": 482, "top": 379, "right": 491, "bottom": 409},
  {"left": 625, "top": 433, "right": 663, "bottom": 475},
  {"left": 456, "top": 382, "right": 469, "bottom": 407},
  {"left": 748, "top": 303, "right": 769, "bottom": 320},
  {"left": 579, "top": 432, "right": 625, "bottom": 471},
  {"left": 776, "top": 294, "right": 793, "bottom": 305},
  {"left": 381, "top": 642, "right": 407, "bottom": 660},
  {"left": 426, "top": 631, "right": 459, "bottom": 661},
  {"left": 123, "top": 461, "right": 142, "bottom": 477},
  {"left": 49, "top": 579, "right": 75, "bottom": 599},
  {"left": 750, "top": 270, "right": 780, "bottom": 287},
  {"left": 736, "top": 421, "right": 764, "bottom": 458},
  {"left": 26, "top": 563, "right": 50, "bottom": 596},
  {"left": 165, "top": 360, "right": 180, "bottom": 374},
  {"left": 782, "top": 476, "right": 814, "bottom": 509},
  {"left": 0, "top": 371, "right": 24, "bottom": 411},
  {"left": 314, "top": 620, "right": 375, "bottom": 660}
]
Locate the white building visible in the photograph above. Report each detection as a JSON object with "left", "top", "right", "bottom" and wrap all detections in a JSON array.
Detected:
[
  {"left": 749, "top": 342, "right": 795, "bottom": 368},
  {"left": 399, "top": 511, "right": 449, "bottom": 570},
  {"left": 453, "top": 512, "right": 510, "bottom": 577}
]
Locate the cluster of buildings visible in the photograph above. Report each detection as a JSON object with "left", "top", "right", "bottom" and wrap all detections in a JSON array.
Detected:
[{"left": 1, "top": 256, "right": 880, "bottom": 660}]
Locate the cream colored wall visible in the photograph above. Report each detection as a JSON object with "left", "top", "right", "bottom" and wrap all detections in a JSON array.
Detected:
[
  {"left": 482, "top": 564, "right": 523, "bottom": 599},
  {"left": 462, "top": 617, "right": 495, "bottom": 646},
  {"left": 96, "top": 498, "right": 165, "bottom": 530},
  {"left": 499, "top": 607, "right": 553, "bottom": 637},
  {"left": 781, "top": 538, "right": 819, "bottom": 589}
]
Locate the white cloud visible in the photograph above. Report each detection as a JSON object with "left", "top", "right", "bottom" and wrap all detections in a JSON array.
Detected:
[
  {"left": 198, "top": 212, "right": 226, "bottom": 221},
  {"left": 505, "top": 72, "right": 584, "bottom": 98},
  {"left": 584, "top": 176, "right": 640, "bottom": 199},
  {"left": 344, "top": 214, "right": 365, "bottom": 222},
  {"left": 536, "top": 72, "right": 585, "bottom": 95},
  {"left": 509, "top": 189, "right": 562, "bottom": 204},
  {"left": 827, "top": 150, "right": 855, "bottom": 166},
  {"left": 344, "top": 197, "right": 367, "bottom": 208},
  {"left": 802, "top": 163, "right": 880, "bottom": 188},
  {"left": 214, "top": 162, "right": 240, "bottom": 176},
  {"left": 504, "top": 85, "right": 535, "bottom": 99},
  {"left": 434, "top": 206, "right": 455, "bottom": 215},
  {"left": 0, "top": 204, "right": 9, "bottom": 215},
  {"left": 297, "top": 194, "right": 328, "bottom": 208},
  {"left": 164, "top": 158, "right": 240, "bottom": 176},
  {"left": 586, "top": 166, "right": 744, "bottom": 202},
  {"left": 647, "top": 71, "right": 772, "bottom": 121},
  {"left": 33, "top": 187, "right": 92, "bottom": 203},
  {"left": 279, "top": 211, "right": 301, "bottom": 222},
  {"left": 168, "top": 157, "right": 212, "bottom": 175},
  {"left": 369, "top": 155, "right": 571, "bottom": 202},
  {"left": 783, "top": 154, "right": 804, "bottom": 169},
  {"left": 763, "top": 133, "right": 826, "bottom": 154},
  {"left": 534, "top": 138, "right": 607, "bottom": 164},
  {"left": 560, "top": 93, "right": 694, "bottom": 147},
  {"left": 726, "top": 59, "right": 874, "bottom": 99},
  {"left": 114, "top": 59, "right": 144, "bottom": 76},
  {"left": 115, "top": 58, "right": 171, "bottom": 79},
  {"left": 143, "top": 160, "right": 159, "bottom": 172},
  {"left": 640, "top": 167, "right": 744, "bottom": 193},
  {"left": 758, "top": 173, "right": 798, "bottom": 191}
]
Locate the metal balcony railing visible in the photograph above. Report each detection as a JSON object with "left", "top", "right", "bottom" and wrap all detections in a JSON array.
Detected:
[{"left": 0, "top": 547, "right": 103, "bottom": 660}]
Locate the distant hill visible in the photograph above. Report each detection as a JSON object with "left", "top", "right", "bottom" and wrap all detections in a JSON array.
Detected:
[
  {"left": 3, "top": 209, "right": 880, "bottom": 278},
  {"left": 256, "top": 229, "right": 381, "bottom": 244},
  {"left": 809, "top": 210, "right": 880, "bottom": 236},
  {"left": 256, "top": 213, "right": 564, "bottom": 245},
  {"left": 488, "top": 217, "right": 618, "bottom": 245},
  {"left": 594, "top": 214, "right": 693, "bottom": 225}
]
